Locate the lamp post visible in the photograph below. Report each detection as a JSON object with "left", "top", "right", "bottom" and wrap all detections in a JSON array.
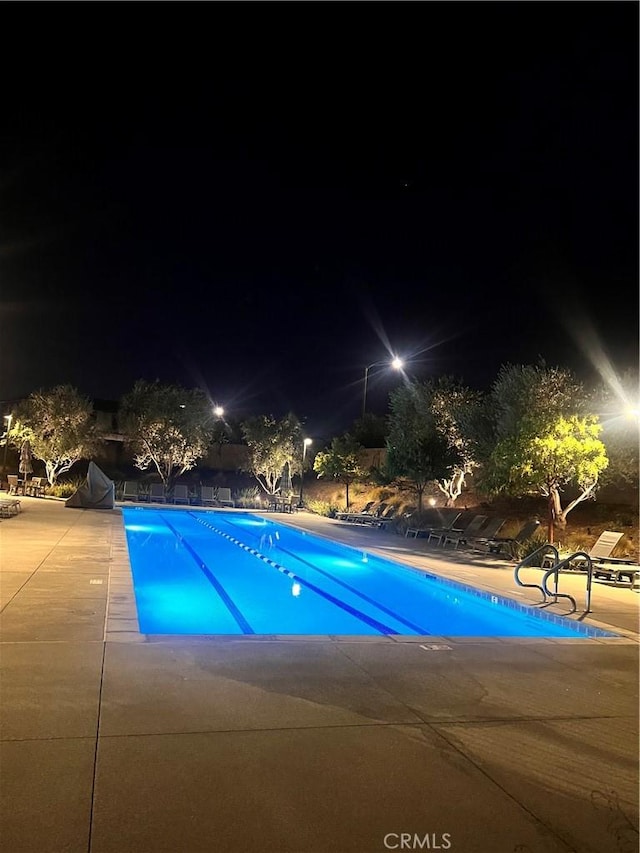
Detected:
[
  {"left": 362, "top": 356, "right": 403, "bottom": 417},
  {"left": 298, "top": 438, "right": 312, "bottom": 508},
  {"left": 2, "top": 414, "right": 13, "bottom": 488}
]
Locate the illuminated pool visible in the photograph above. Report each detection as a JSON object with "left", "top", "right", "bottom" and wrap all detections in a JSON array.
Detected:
[{"left": 122, "top": 508, "right": 617, "bottom": 638}]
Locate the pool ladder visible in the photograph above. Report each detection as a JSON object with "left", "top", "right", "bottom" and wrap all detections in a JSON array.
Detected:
[{"left": 514, "top": 544, "right": 595, "bottom": 615}]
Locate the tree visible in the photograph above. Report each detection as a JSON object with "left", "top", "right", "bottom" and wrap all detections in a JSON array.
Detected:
[
  {"left": 385, "top": 383, "right": 459, "bottom": 511},
  {"left": 120, "top": 380, "right": 214, "bottom": 489},
  {"left": 478, "top": 363, "right": 609, "bottom": 542},
  {"left": 313, "top": 434, "right": 367, "bottom": 509},
  {"left": 13, "top": 385, "right": 98, "bottom": 485},
  {"left": 350, "top": 413, "right": 388, "bottom": 448},
  {"left": 429, "top": 376, "right": 481, "bottom": 504},
  {"left": 241, "top": 413, "right": 302, "bottom": 495}
]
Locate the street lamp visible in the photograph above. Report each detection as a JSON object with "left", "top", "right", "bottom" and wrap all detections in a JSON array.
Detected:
[
  {"left": 298, "top": 438, "right": 312, "bottom": 508},
  {"left": 2, "top": 414, "right": 13, "bottom": 488},
  {"left": 214, "top": 406, "right": 224, "bottom": 418},
  {"left": 362, "top": 356, "right": 404, "bottom": 417}
]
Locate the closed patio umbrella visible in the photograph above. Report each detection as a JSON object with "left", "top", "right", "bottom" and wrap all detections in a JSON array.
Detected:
[
  {"left": 19, "top": 439, "right": 34, "bottom": 489},
  {"left": 280, "top": 462, "right": 292, "bottom": 496}
]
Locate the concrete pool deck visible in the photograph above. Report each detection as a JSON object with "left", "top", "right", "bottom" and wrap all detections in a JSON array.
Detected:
[{"left": 1, "top": 498, "right": 638, "bottom": 852}]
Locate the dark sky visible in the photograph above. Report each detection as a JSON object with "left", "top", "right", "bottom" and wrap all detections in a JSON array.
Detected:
[{"left": 2, "top": 2, "right": 638, "bottom": 438}]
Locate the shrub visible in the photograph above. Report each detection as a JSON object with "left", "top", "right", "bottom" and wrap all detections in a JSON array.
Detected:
[
  {"left": 235, "top": 486, "right": 261, "bottom": 508},
  {"left": 306, "top": 499, "right": 339, "bottom": 517},
  {"left": 45, "top": 479, "right": 83, "bottom": 498},
  {"left": 511, "top": 533, "right": 546, "bottom": 563}
]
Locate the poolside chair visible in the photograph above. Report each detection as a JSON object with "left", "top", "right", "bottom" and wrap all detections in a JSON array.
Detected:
[
  {"left": 441, "top": 514, "right": 488, "bottom": 549},
  {"left": 485, "top": 520, "right": 542, "bottom": 559},
  {"left": 215, "top": 487, "right": 235, "bottom": 507},
  {"left": 405, "top": 509, "right": 461, "bottom": 539},
  {"left": 0, "top": 498, "right": 21, "bottom": 517},
  {"left": 575, "top": 530, "right": 625, "bottom": 565},
  {"left": 200, "top": 486, "right": 217, "bottom": 506},
  {"left": 461, "top": 516, "right": 507, "bottom": 551},
  {"left": 567, "top": 530, "right": 628, "bottom": 572},
  {"left": 122, "top": 481, "right": 139, "bottom": 502},
  {"left": 343, "top": 502, "right": 388, "bottom": 525},
  {"left": 148, "top": 483, "right": 167, "bottom": 503},
  {"left": 336, "top": 501, "right": 375, "bottom": 521},
  {"left": 172, "top": 484, "right": 191, "bottom": 505},
  {"left": 7, "top": 475, "right": 20, "bottom": 495},
  {"left": 364, "top": 504, "right": 399, "bottom": 528}
]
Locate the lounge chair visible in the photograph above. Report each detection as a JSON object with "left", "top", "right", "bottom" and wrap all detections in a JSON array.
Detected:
[
  {"left": 343, "top": 502, "right": 388, "bottom": 525},
  {"left": 405, "top": 509, "right": 461, "bottom": 539},
  {"left": 441, "top": 514, "right": 488, "bottom": 548},
  {"left": 425, "top": 509, "right": 476, "bottom": 544},
  {"left": 575, "top": 530, "right": 625, "bottom": 565},
  {"left": 462, "top": 516, "right": 507, "bottom": 550},
  {"left": 215, "top": 487, "right": 235, "bottom": 507},
  {"left": 572, "top": 530, "right": 634, "bottom": 577},
  {"left": 172, "top": 484, "right": 191, "bottom": 505},
  {"left": 593, "top": 562, "right": 640, "bottom": 584},
  {"left": 122, "top": 481, "right": 139, "bottom": 502},
  {"left": 364, "top": 504, "right": 398, "bottom": 528},
  {"left": 200, "top": 486, "right": 217, "bottom": 506},
  {"left": 540, "top": 529, "right": 626, "bottom": 571},
  {"left": 485, "top": 520, "right": 542, "bottom": 558},
  {"left": 149, "top": 483, "right": 167, "bottom": 503},
  {"left": 0, "top": 498, "right": 21, "bottom": 516},
  {"left": 336, "top": 501, "right": 375, "bottom": 520}
]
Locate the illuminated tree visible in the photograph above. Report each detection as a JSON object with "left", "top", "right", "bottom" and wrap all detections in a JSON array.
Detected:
[
  {"left": 385, "top": 382, "right": 464, "bottom": 511},
  {"left": 241, "top": 413, "right": 302, "bottom": 495},
  {"left": 478, "top": 363, "right": 609, "bottom": 542},
  {"left": 313, "top": 434, "right": 367, "bottom": 509},
  {"left": 120, "top": 380, "right": 214, "bottom": 489},
  {"left": 429, "top": 376, "right": 481, "bottom": 504},
  {"left": 13, "top": 384, "right": 98, "bottom": 485}
]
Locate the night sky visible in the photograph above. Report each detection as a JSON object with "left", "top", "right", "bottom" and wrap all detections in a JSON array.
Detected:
[{"left": 2, "top": 2, "right": 638, "bottom": 438}]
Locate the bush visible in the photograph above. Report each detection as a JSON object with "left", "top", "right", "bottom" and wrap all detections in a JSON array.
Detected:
[
  {"left": 511, "top": 533, "right": 546, "bottom": 563},
  {"left": 306, "top": 499, "right": 340, "bottom": 517},
  {"left": 235, "top": 486, "right": 261, "bottom": 508},
  {"left": 46, "top": 479, "right": 83, "bottom": 498}
]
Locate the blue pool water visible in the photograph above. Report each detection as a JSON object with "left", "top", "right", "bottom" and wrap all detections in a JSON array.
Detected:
[{"left": 123, "top": 508, "right": 616, "bottom": 638}]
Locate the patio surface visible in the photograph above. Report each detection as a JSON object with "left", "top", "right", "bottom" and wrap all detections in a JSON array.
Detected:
[{"left": 1, "top": 498, "right": 638, "bottom": 853}]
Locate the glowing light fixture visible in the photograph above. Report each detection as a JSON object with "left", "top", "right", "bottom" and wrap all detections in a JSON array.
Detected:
[
  {"left": 214, "top": 406, "right": 224, "bottom": 417},
  {"left": 362, "top": 356, "right": 404, "bottom": 417}
]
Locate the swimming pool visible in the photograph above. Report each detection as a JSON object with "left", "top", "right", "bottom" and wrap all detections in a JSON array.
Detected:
[{"left": 123, "top": 508, "right": 616, "bottom": 638}]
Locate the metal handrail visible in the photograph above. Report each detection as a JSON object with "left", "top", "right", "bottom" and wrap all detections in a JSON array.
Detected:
[
  {"left": 542, "top": 551, "right": 594, "bottom": 614},
  {"left": 514, "top": 544, "right": 559, "bottom": 602}
]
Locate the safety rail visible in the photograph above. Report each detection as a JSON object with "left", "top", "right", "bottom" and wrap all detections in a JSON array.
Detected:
[
  {"left": 542, "top": 550, "right": 594, "bottom": 614},
  {"left": 514, "top": 544, "right": 557, "bottom": 602},
  {"left": 514, "top": 545, "right": 595, "bottom": 615}
]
